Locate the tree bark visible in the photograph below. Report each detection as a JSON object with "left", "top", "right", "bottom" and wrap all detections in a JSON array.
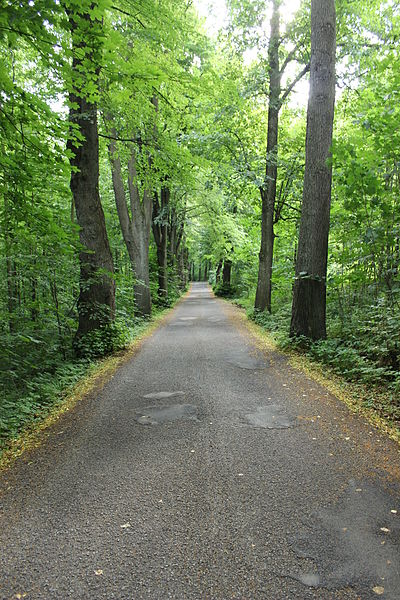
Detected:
[
  {"left": 177, "top": 246, "right": 187, "bottom": 289},
  {"left": 168, "top": 206, "right": 177, "bottom": 267},
  {"left": 223, "top": 259, "right": 232, "bottom": 285},
  {"left": 107, "top": 121, "right": 153, "bottom": 317},
  {"left": 255, "top": 0, "right": 280, "bottom": 313},
  {"left": 127, "top": 154, "right": 152, "bottom": 316},
  {"left": 67, "top": 5, "right": 115, "bottom": 339},
  {"left": 290, "top": 0, "right": 336, "bottom": 340},
  {"left": 215, "top": 259, "right": 223, "bottom": 284},
  {"left": 152, "top": 187, "right": 169, "bottom": 298}
]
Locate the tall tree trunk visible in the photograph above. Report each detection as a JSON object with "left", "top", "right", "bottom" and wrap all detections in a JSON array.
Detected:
[
  {"left": 290, "top": 0, "right": 336, "bottom": 340},
  {"left": 67, "top": 4, "right": 115, "bottom": 340},
  {"left": 255, "top": 0, "right": 280, "bottom": 313},
  {"left": 4, "top": 194, "right": 16, "bottom": 333},
  {"left": 177, "top": 247, "right": 185, "bottom": 288},
  {"left": 128, "top": 154, "right": 152, "bottom": 316},
  {"left": 152, "top": 187, "right": 169, "bottom": 298},
  {"left": 168, "top": 206, "right": 177, "bottom": 267},
  {"left": 223, "top": 259, "right": 232, "bottom": 285},
  {"left": 5, "top": 239, "right": 16, "bottom": 333},
  {"left": 107, "top": 129, "right": 152, "bottom": 317},
  {"left": 215, "top": 259, "right": 223, "bottom": 284}
]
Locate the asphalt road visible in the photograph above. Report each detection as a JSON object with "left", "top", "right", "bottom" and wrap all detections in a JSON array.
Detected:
[{"left": 1, "top": 282, "right": 400, "bottom": 600}]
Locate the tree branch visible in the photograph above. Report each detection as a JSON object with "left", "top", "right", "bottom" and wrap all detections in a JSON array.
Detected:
[
  {"left": 279, "top": 46, "right": 298, "bottom": 75},
  {"left": 280, "top": 62, "right": 310, "bottom": 105},
  {"left": 110, "top": 5, "right": 145, "bottom": 28}
]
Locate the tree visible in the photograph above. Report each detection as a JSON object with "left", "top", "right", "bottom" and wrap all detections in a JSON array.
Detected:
[
  {"left": 152, "top": 186, "right": 169, "bottom": 299},
  {"left": 107, "top": 126, "right": 153, "bottom": 317},
  {"left": 254, "top": 0, "right": 281, "bottom": 313},
  {"left": 254, "top": 0, "right": 310, "bottom": 313},
  {"left": 290, "top": 0, "right": 336, "bottom": 340},
  {"left": 66, "top": 0, "right": 115, "bottom": 341}
]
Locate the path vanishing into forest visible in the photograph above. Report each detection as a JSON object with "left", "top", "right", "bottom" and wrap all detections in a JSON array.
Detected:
[{"left": 1, "top": 283, "right": 400, "bottom": 600}]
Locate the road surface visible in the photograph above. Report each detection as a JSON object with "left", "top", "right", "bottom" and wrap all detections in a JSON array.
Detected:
[{"left": 1, "top": 283, "right": 399, "bottom": 599}]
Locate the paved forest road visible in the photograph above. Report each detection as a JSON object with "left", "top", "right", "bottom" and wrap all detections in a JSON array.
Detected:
[{"left": 1, "top": 283, "right": 400, "bottom": 600}]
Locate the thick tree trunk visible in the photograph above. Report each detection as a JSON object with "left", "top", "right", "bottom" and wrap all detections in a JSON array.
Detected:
[
  {"left": 168, "top": 207, "right": 177, "bottom": 267},
  {"left": 223, "top": 259, "right": 232, "bottom": 285},
  {"left": 131, "top": 226, "right": 151, "bottom": 316},
  {"left": 67, "top": 7, "right": 115, "bottom": 339},
  {"left": 107, "top": 122, "right": 152, "bottom": 317},
  {"left": 177, "top": 247, "right": 185, "bottom": 288},
  {"left": 5, "top": 245, "right": 16, "bottom": 333},
  {"left": 152, "top": 187, "right": 169, "bottom": 298},
  {"left": 290, "top": 0, "right": 336, "bottom": 340},
  {"left": 204, "top": 262, "right": 209, "bottom": 281},
  {"left": 128, "top": 155, "right": 152, "bottom": 316},
  {"left": 184, "top": 247, "right": 189, "bottom": 287},
  {"left": 215, "top": 259, "right": 223, "bottom": 284},
  {"left": 255, "top": 0, "right": 281, "bottom": 313},
  {"left": 4, "top": 194, "right": 16, "bottom": 333}
]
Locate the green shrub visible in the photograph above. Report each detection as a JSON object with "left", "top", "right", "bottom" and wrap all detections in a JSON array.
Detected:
[
  {"left": 73, "top": 321, "right": 131, "bottom": 359},
  {"left": 213, "top": 282, "right": 237, "bottom": 298}
]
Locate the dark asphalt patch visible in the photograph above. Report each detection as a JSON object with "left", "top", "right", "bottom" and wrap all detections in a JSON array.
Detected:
[
  {"left": 244, "top": 405, "right": 297, "bottom": 429},
  {"left": 291, "top": 479, "right": 400, "bottom": 598},
  {"left": 226, "top": 350, "right": 267, "bottom": 370},
  {"left": 134, "top": 404, "right": 199, "bottom": 425}
]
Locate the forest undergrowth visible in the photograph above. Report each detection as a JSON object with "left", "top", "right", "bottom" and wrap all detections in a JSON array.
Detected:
[
  {"left": 0, "top": 284, "right": 186, "bottom": 455},
  {"left": 230, "top": 292, "right": 400, "bottom": 431}
]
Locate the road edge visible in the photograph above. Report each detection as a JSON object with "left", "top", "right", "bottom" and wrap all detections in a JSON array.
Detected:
[
  {"left": 217, "top": 295, "right": 400, "bottom": 447},
  {"left": 0, "top": 287, "right": 192, "bottom": 473}
]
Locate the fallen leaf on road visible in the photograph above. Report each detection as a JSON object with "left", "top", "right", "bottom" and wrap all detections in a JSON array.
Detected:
[
  {"left": 372, "top": 586, "right": 384, "bottom": 595},
  {"left": 380, "top": 527, "right": 390, "bottom": 533},
  {"left": 120, "top": 523, "right": 131, "bottom": 529},
  {"left": 391, "top": 510, "right": 397, "bottom": 514},
  {"left": 95, "top": 570, "right": 103, "bottom": 576}
]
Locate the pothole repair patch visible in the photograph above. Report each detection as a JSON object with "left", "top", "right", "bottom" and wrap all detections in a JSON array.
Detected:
[
  {"left": 134, "top": 404, "right": 199, "bottom": 425},
  {"left": 226, "top": 350, "right": 267, "bottom": 370},
  {"left": 244, "top": 405, "right": 297, "bottom": 429}
]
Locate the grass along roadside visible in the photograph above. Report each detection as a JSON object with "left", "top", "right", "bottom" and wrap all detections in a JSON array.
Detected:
[
  {"left": 226, "top": 297, "right": 400, "bottom": 446},
  {"left": 0, "top": 297, "right": 186, "bottom": 472}
]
